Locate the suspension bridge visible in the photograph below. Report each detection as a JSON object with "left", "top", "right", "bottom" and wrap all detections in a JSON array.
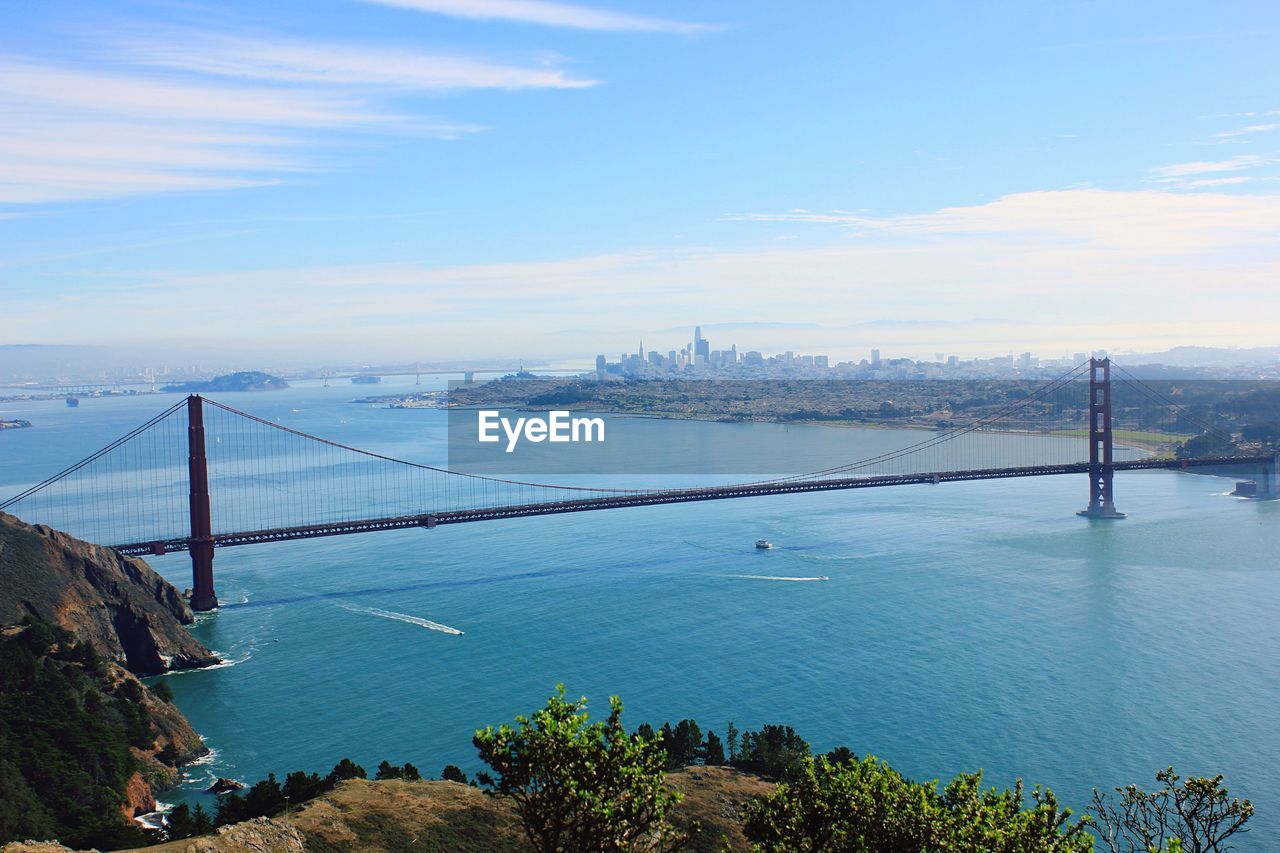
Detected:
[{"left": 2, "top": 358, "right": 1275, "bottom": 611}]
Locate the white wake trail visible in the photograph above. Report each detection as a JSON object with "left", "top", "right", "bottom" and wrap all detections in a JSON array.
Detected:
[
  {"left": 730, "top": 575, "right": 829, "bottom": 582},
  {"left": 341, "top": 604, "right": 464, "bottom": 635}
]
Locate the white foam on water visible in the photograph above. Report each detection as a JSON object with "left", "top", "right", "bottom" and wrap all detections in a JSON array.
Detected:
[
  {"left": 341, "top": 604, "right": 464, "bottom": 635},
  {"left": 730, "top": 575, "right": 830, "bottom": 582},
  {"left": 184, "top": 746, "right": 221, "bottom": 768},
  {"left": 157, "top": 650, "right": 251, "bottom": 677},
  {"left": 134, "top": 803, "right": 173, "bottom": 830}
]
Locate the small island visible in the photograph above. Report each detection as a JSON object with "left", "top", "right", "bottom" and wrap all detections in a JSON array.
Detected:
[
  {"left": 0, "top": 418, "right": 32, "bottom": 430},
  {"left": 162, "top": 371, "right": 289, "bottom": 393}
]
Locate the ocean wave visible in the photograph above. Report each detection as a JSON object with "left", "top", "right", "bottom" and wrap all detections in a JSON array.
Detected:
[
  {"left": 184, "top": 747, "right": 221, "bottom": 768},
  {"left": 341, "top": 604, "right": 464, "bottom": 635},
  {"left": 156, "top": 648, "right": 253, "bottom": 677},
  {"left": 730, "top": 575, "right": 830, "bottom": 582},
  {"left": 134, "top": 803, "right": 173, "bottom": 830}
]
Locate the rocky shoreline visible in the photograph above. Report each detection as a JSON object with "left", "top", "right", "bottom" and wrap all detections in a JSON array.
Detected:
[{"left": 1, "top": 512, "right": 222, "bottom": 842}]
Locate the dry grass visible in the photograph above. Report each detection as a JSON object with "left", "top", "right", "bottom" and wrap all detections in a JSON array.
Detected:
[{"left": 125, "top": 766, "right": 775, "bottom": 852}]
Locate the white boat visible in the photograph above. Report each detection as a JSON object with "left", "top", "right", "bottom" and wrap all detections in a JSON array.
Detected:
[{"left": 755, "top": 539, "right": 773, "bottom": 549}]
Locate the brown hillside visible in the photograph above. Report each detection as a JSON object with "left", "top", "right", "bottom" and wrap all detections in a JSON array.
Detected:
[
  {"left": 120, "top": 766, "right": 774, "bottom": 852},
  {"left": 0, "top": 512, "right": 219, "bottom": 674}
]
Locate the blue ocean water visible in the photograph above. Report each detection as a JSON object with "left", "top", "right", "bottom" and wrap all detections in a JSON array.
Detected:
[{"left": 2, "top": 380, "right": 1276, "bottom": 844}]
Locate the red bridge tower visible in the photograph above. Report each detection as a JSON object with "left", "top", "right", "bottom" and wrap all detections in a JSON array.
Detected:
[
  {"left": 1078, "top": 358, "right": 1126, "bottom": 520},
  {"left": 187, "top": 395, "right": 218, "bottom": 610}
]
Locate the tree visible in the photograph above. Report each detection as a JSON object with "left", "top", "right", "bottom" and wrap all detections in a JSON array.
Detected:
[
  {"left": 743, "top": 755, "right": 1093, "bottom": 852},
  {"left": 151, "top": 680, "right": 175, "bottom": 704},
  {"left": 441, "top": 764, "right": 468, "bottom": 784},
  {"left": 402, "top": 762, "right": 422, "bottom": 782},
  {"left": 190, "top": 803, "right": 213, "bottom": 836},
  {"left": 167, "top": 802, "right": 213, "bottom": 841},
  {"left": 1091, "top": 767, "right": 1254, "bottom": 853},
  {"left": 1241, "top": 422, "right": 1278, "bottom": 445},
  {"left": 473, "top": 684, "right": 685, "bottom": 852},
  {"left": 703, "top": 731, "right": 725, "bottom": 766},
  {"left": 941, "top": 770, "right": 1092, "bottom": 851},
  {"left": 733, "top": 724, "right": 810, "bottom": 779},
  {"left": 826, "top": 745, "right": 855, "bottom": 766},
  {"left": 166, "top": 803, "right": 195, "bottom": 840},
  {"left": 375, "top": 760, "right": 403, "bottom": 780},
  {"left": 283, "top": 770, "right": 325, "bottom": 804},
  {"left": 326, "top": 758, "right": 366, "bottom": 785},
  {"left": 665, "top": 719, "right": 703, "bottom": 769},
  {"left": 727, "top": 721, "right": 739, "bottom": 764}
]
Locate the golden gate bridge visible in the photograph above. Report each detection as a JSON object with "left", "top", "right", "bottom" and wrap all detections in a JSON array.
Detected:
[{"left": 3, "top": 358, "right": 1275, "bottom": 612}]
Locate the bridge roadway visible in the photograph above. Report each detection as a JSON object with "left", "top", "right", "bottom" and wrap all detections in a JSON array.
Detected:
[{"left": 110, "top": 454, "right": 1270, "bottom": 557}]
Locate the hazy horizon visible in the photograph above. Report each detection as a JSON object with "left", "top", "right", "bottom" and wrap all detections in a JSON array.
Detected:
[{"left": 4, "top": 1, "right": 1280, "bottom": 361}]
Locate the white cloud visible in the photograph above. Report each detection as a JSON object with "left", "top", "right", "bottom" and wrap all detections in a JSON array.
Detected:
[
  {"left": 730, "top": 189, "right": 1280, "bottom": 253},
  {"left": 1212, "top": 123, "right": 1280, "bottom": 138},
  {"left": 1148, "top": 153, "right": 1275, "bottom": 179},
  {"left": 0, "top": 27, "right": 592, "bottom": 204},
  {"left": 1177, "top": 176, "right": 1254, "bottom": 189},
  {"left": 0, "top": 60, "right": 385, "bottom": 127},
  {"left": 14, "top": 189, "right": 1280, "bottom": 358},
  {"left": 116, "top": 33, "right": 598, "bottom": 90},
  {"left": 360, "top": 0, "right": 715, "bottom": 32}
]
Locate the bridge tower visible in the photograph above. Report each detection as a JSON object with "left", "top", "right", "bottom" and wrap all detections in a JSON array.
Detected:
[
  {"left": 187, "top": 395, "right": 218, "bottom": 610},
  {"left": 1257, "top": 451, "right": 1280, "bottom": 500},
  {"left": 1078, "top": 357, "right": 1126, "bottom": 519}
]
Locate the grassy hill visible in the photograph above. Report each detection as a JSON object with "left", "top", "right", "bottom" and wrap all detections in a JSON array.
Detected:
[{"left": 121, "top": 767, "right": 774, "bottom": 852}]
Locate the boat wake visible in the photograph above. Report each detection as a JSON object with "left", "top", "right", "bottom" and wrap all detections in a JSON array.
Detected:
[
  {"left": 730, "top": 575, "right": 830, "bottom": 582},
  {"left": 793, "top": 552, "right": 862, "bottom": 563},
  {"left": 341, "top": 604, "right": 463, "bottom": 635}
]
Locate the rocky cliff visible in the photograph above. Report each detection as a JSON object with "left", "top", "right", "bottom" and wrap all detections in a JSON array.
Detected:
[
  {"left": 0, "top": 512, "right": 219, "bottom": 675},
  {"left": 0, "top": 619, "right": 209, "bottom": 849}
]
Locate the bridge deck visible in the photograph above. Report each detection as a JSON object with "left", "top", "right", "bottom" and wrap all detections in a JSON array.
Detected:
[{"left": 110, "top": 455, "right": 1271, "bottom": 557}]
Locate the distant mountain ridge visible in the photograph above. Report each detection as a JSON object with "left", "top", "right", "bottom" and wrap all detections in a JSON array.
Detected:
[{"left": 1122, "top": 345, "right": 1280, "bottom": 367}]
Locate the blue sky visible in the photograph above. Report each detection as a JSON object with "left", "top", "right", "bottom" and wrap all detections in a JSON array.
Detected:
[{"left": 3, "top": 0, "right": 1279, "bottom": 364}]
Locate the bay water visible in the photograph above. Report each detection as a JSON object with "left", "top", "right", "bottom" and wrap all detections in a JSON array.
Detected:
[{"left": 2, "top": 377, "right": 1276, "bottom": 843}]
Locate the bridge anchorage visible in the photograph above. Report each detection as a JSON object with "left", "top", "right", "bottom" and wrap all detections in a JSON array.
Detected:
[{"left": 4, "top": 357, "right": 1277, "bottom": 613}]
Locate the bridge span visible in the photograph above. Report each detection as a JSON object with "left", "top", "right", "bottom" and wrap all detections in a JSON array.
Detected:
[
  {"left": 4, "top": 357, "right": 1277, "bottom": 611},
  {"left": 111, "top": 453, "right": 1274, "bottom": 559}
]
